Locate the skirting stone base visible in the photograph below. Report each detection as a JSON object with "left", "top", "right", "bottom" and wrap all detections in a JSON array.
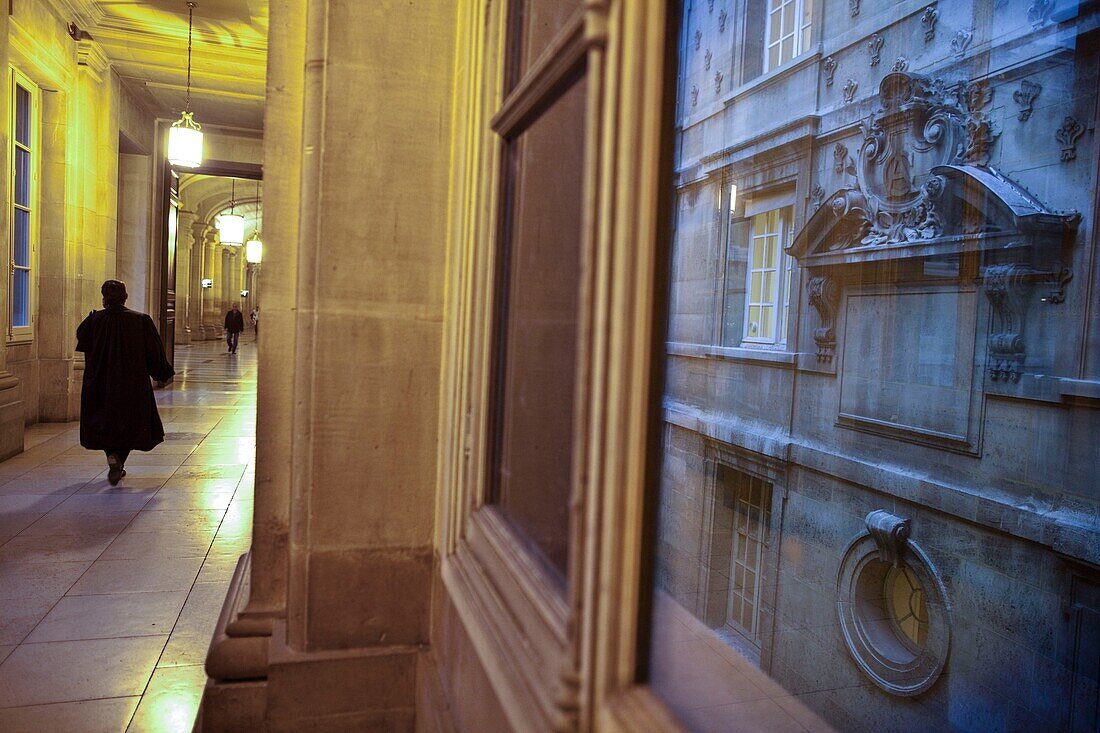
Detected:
[
  {"left": 194, "top": 679, "right": 266, "bottom": 733},
  {"left": 0, "top": 371, "right": 25, "bottom": 460}
]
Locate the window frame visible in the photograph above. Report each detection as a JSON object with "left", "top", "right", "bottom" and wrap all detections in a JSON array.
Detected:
[
  {"left": 8, "top": 66, "right": 39, "bottom": 344},
  {"left": 741, "top": 205, "right": 794, "bottom": 347},
  {"left": 763, "top": 0, "right": 813, "bottom": 73}
]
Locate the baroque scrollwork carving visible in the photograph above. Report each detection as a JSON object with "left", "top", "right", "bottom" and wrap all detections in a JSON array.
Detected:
[
  {"left": 833, "top": 142, "right": 852, "bottom": 175},
  {"left": 985, "top": 263, "right": 1036, "bottom": 383},
  {"left": 1056, "top": 116, "right": 1084, "bottom": 161},
  {"left": 690, "top": 85, "right": 699, "bottom": 108},
  {"left": 704, "top": 49, "right": 712, "bottom": 71},
  {"left": 714, "top": 70, "right": 724, "bottom": 95},
  {"left": 824, "top": 56, "right": 837, "bottom": 87},
  {"left": 694, "top": 29, "right": 702, "bottom": 51},
  {"left": 850, "top": 0, "right": 861, "bottom": 16},
  {"left": 807, "top": 275, "right": 841, "bottom": 362},
  {"left": 1013, "top": 80, "right": 1041, "bottom": 122},
  {"left": 921, "top": 4, "right": 938, "bottom": 43},
  {"left": 718, "top": 9, "right": 728, "bottom": 33},
  {"left": 892, "top": 56, "right": 909, "bottom": 73},
  {"left": 1028, "top": 0, "right": 1053, "bottom": 28}
]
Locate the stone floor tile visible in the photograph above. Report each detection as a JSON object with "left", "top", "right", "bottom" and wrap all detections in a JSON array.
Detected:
[
  {"left": 126, "top": 509, "right": 227, "bottom": 533},
  {"left": 0, "top": 494, "right": 67, "bottom": 515},
  {"left": 100, "top": 530, "right": 216, "bottom": 561},
  {"left": 69, "top": 556, "right": 204, "bottom": 595},
  {"left": 26, "top": 589, "right": 189, "bottom": 642},
  {"left": 679, "top": 697, "right": 809, "bottom": 733},
  {"left": 158, "top": 478, "right": 241, "bottom": 493},
  {"left": 0, "top": 596, "right": 59, "bottom": 644},
  {"left": 78, "top": 478, "right": 167, "bottom": 495},
  {"left": 0, "top": 636, "right": 166, "bottom": 707},
  {"left": 19, "top": 511, "right": 138, "bottom": 536},
  {"left": 196, "top": 552, "right": 242, "bottom": 583},
  {"left": 143, "top": 490, "right": 234, "bottom": 512},
  {"left": 0, "top": 561, "right": 91, "bottom": 599},
  {"left": 0, "top": 512, "right": 43, "bottom": 537},
  {"left": 52, "top": 494, "right": 155, "bottom": 513},
  {"left": 0, "top": 644, "right": 14, "bottom": 664},
  {"left": 171, "top": 465, "right": 247, "bottom": 481},
  {"left": 112, "top": 465, "right": 184, "bottom": 479},
  {"left": 0, "top": 697, "right": 141, "bottom": 733},
  {"left": 0, "top": 477, "right": 87, "bottom": 496},
  {"left": 123, "top": 453, "right": 189, "bottom": 467},
  {"left": 0, "top": 534, "right": 116, "bottom": 563},
  {"left": 126, "top": 665, "right": 208, "bottom": 733}
]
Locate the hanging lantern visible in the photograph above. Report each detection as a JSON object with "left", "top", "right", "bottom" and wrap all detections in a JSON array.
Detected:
[
  {"left": 217, "top": 179, "right": 245, "bottom": 245},
  {"left": 245, "top": 235, "right": 263, "bottom": 264},
  {"left": 167, "top": 2, "right": 203, "bottom": 168}
]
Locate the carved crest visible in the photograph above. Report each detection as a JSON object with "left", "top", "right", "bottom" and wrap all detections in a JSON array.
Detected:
[
  {"left": 824, "top": 56, "right": 837, "bottom": 87},
  {"left": 1013, "top": 80, "right": 1041, "bottom": 122}
]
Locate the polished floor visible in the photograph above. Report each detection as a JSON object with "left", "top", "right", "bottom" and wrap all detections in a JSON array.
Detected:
[{"left": 0, "top": 338, "right": 257, "bottom": 732}]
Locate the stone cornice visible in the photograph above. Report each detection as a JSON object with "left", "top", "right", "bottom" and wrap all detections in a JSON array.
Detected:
[{"left": 76, "top": 38, "right": 110, "bottom": 82}]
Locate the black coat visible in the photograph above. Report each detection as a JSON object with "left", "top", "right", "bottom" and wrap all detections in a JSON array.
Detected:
[
  {"left": 224, "top": 310, "right": 245, "bottom": 333},
  {"left": 76, "top": 306, "right": 175, "bottom": 452}
]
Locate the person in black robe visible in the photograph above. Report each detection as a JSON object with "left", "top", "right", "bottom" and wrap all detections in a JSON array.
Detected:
[
  {"left": 224, "top": 304, "right": 245, "bottom": 354},
  {"left": 76, "top": 280, "right": 175, "bottom": 485}
]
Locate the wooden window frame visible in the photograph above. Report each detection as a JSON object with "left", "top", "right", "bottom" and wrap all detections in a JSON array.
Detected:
[
  {"left": 764, "top": 0, "right": 812, "bottom": 73},
  {"left": 9, "top": 66, "right": 38, "bottom": 344},
  {"left": 437, "top": 1, "right": 691, "bottom": 730}
]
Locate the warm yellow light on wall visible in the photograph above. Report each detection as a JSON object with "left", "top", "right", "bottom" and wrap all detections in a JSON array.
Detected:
[
  {"left": 217, "top": 213, "right": 245, "bottom": 245},
  {"left": 168, "top": 2, "right": 203, "bottom": 168},
  {"left": 245, "top": 235, "right": 263, "bottom": 264}
]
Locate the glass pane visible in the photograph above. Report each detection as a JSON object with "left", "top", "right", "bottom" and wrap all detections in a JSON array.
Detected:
[
  {"left": 13, "top": 208, "right": 29, "bottom": 267},
  {"left": 14, "top": 148, "right": 30, "bottom": 207},
  {"left": 15, "top": 85, "right": 30, "bottom": 147},
  {"left": 649, "top": 2, "right": 1100, "bottom": 732},
  {"left": 491, "top": 76, "right": 587, "bottom": 586},
  {"left": 12, "top": 269, "right": 29, "bottom": 328}
]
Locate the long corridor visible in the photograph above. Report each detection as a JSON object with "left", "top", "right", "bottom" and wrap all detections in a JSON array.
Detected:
[{"left": 0, "top": 339, "right": 256, "bottom": 732}]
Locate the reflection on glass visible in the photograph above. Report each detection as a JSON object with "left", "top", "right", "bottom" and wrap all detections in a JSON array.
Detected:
[{"left": 648, "top": 1, "right": 1100, "bottom": 731}]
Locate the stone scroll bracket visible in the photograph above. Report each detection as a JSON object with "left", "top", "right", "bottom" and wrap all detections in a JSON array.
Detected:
[
  {"left": 865, "top": 509, "right": 911, "bottom": 567},
  {"left": 807, "top": 274, "right": 841, "bottom": 364},
  {"left": 983, "top": 262, "right": 1074, "bottom": 384}
]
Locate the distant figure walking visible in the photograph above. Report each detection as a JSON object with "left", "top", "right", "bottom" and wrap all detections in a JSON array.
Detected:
[
  {"left": 76, "top": 280, "right": 175, "bottom": 485},
  {"left": 249, "top": 306, "right": 259, "bottom": 338},
  {"left": 225, "top": 303, "right": 245, "bottom": 354}
]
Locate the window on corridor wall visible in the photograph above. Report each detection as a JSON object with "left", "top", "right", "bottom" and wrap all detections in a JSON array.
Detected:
[
  {"left": 487, "top": 0, "right": 588, "bottom": 589},
  {"left": 9, "top": 68, "right": 38, "bottom": 342},
  {"left": 647, "top": 1, "right": 1100, "bottom": 731}
]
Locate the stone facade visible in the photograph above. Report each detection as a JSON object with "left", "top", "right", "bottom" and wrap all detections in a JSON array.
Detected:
[{"left": 654, "top": 0, "right": 1100, "bottom": 730}]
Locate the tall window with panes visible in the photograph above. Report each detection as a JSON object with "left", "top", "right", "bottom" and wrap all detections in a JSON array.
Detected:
[
  {"left": 765, "top": 0, "right": 813, "bottom": 72},
  {"left": 9, "top": 69, "right": 37, "bottom": 341},
  {"left": 742, "top": 206, "right": 794, "bottom": 347}
]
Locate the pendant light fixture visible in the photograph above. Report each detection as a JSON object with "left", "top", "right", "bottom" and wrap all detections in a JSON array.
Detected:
[
  {"left": 167, "top": 2, "right": 203, "bottom": 168},
  {"left": 217, "top": 179, "right": 245, "bottom": 246},
  {"left": 245, "top": 179, "right": 263, "bottom": 264}
]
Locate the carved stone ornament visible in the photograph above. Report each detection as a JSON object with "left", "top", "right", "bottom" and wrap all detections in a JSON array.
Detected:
[
  {"left": 788, "top": 72, "right": 1078, "bottom": 272},
  {"left": 984, "top": 264, "right": 1035, "bottom": 383},
  {"left": 850, "top": 0, "right": 860, "bottom": 17},
  {"left": 808, "top": 275, "right": 841, "bottom": 362},
  {"left": 843, "top": 78, "right": 859, "bottom": 103},
  {"left": 1056, "top": 116, "right": 1084, "bottom": 162},
  {"left": 824, "top": 56, "right": 837, "bottom": 87},
  {"left": 690, "top": 85, "right": 699, "bottom": 108},
  {"left": 827, "top": 143, "right": 853, "bottom": 177},
  {"left": 704, "top": 48, "right": 712, "bottom": 71},
  {"left": 865, "top": 510, "right": 911, "bottom": 567},
  {"left": 718, "top": 8, "right": 728, "bottom": 33},
  {"left": 694, "top": 29, "right": 702, "bottom": 51},
  {"left": 811, "top": 184, "right": 826, "bottom": 205},
  {"left": 868, "top": 33, "right": 884, "bottom": 67},
  {"left": 1013, "top": 80, "right": 1041, "bottom": 122},
  {"left": 1028, "top": 0, "right": 1053, "bottom": 28},
  {"left": 714, "top": 70, "right": 724, "bottom": 95},
  {"left": 921, "top": 4, "right": 938, "bottom": 43},
  {"left": 708, "top": 0, "right": 715, "bottom": 11},
  {"left": 892, "top": 56, "right": 909, "bottom": 73},
  {"left": 951, "top": 28, "right": 974, "bottom": 58}
]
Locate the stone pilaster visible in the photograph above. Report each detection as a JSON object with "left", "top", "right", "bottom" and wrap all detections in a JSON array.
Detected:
[{"left": 175, "top": 209, "right": 195, "bottom": 344}]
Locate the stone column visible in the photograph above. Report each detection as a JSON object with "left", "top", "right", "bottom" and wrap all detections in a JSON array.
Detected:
[
  {"left": 174, "top": 209, "right": 195, "bottom": 344},
  {"left": 201, "top": 234, "right": 220, "bottom": 339},
  {"left": 188, "top": 221, "right": 208, "bottom": 340},
  {"left": 0, "top": 7, "right": 26, "bottom": 456}
]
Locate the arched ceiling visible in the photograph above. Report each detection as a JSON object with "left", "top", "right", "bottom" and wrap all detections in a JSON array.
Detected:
[
  {"left": 54, "top": 0, "right": 267, "bottom": 130},
  {"left": 180, "top": 173, "right": 263, "bottom": 240}
]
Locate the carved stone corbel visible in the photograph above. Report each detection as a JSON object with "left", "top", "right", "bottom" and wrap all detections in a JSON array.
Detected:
[
  {"left": 807, "top": 274, "right": 841, "bottom": 363},
  {"left": 865, "top": 510, "right": 911, "bottom": 567},
  {"left": 984, "top": 263, "right": 1036, "bottom": 383}
]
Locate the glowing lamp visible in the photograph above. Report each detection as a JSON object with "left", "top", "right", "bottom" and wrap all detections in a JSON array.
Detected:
[
  {"left": 217, "top": 213, "right": 245, "bottom": 246},
  {"left": 201, "top": 278, "right": 213, "bottom": 288},
  {"left": 245, "top": 235, "right": 263, "bottom": 264},
  {"left": 168, "top": 113, "right": 203, "bottom": 168}
]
